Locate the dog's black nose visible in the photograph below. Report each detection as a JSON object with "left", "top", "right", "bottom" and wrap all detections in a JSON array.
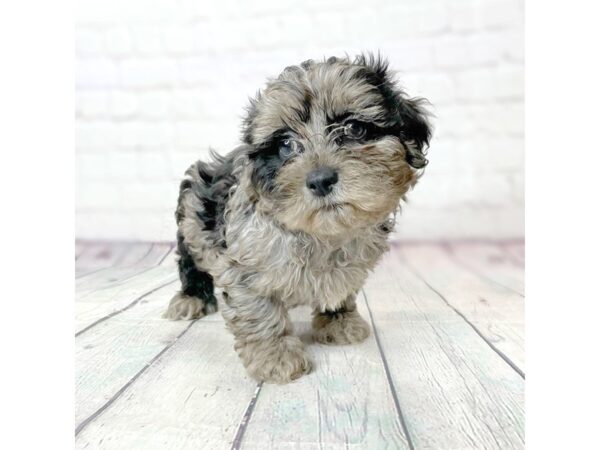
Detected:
[{"left": 306, "top": 167, "right": 339, "bottom": 197}]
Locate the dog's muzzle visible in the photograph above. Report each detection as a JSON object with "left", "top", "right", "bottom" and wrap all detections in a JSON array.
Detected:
[{"left": 306, "top": 167, "right": 338, "bottom": 197}]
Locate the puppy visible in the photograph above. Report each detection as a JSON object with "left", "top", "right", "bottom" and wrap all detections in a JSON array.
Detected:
[{"left": 164, "top": 54, "right": 432, "bottom": 384}]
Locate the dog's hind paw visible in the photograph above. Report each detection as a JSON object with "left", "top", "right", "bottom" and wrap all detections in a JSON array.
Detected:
[{"left": 162, "top": 292, "right": 216, "bottom": 320}]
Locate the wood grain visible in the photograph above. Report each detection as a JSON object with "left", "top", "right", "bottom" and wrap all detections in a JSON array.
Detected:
[
  {"left": 240, "top": 305, "right": 410, "bottom": 450},
  {"left": 76, "top": 282, "right": 192, "bottom": 428},
  {"left": 76, "top": 307, "right": 259, "bottom": 450},
  {"left": 400, "top": 244, "right": 525, "bottom": 372},
  {"left": 445, "top": 242, "right": 524, "bottom": 296},
  {"left": 501, "top": 242, "right": 525, "bottom": 267},
  {"left": 75, "top": 267, "right": 178, "bottom": 334},
  {"left": 76, "top": 243, "right": 173, "bottom": 295},
  {"left": 74, "top": 242, "right": 525, "bottom": 449},
  {"left": 363, "top": 251, "right": 525, "bottom": 449},
  {"left": 75, "top": 242, "right": 130, "bottom": 277}
]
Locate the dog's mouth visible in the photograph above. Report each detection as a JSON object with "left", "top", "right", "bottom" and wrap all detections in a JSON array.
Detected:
[
  {"left": 321, "top": 202, "right": 348, "bottom": 211},
  {"left": 314, "top": 201, "right": 358, "bottom": 215}
]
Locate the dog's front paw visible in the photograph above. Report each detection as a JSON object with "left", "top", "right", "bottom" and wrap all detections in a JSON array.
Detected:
[
  {"left": 162, "top": 292, "right": 216, "bottom": 320},
  {"left": 312, "top": 309, "right": 370, "bottom": 345},
  {"left": 238, "top": 336, "right": 312, "bottom": 384}
]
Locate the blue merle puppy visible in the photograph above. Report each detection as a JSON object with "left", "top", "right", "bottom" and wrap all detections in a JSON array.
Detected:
[{"left": 164, "top": 54, "right": 432, "bottom": 384}]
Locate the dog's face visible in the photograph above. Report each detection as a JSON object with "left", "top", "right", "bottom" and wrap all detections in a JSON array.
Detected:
[{"left": 242, "top": 55, "right": 431, "bottom": 237}]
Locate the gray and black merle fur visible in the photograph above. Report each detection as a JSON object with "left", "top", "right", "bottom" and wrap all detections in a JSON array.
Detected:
[{"left": 164, "top": 54, "right": 432, "bottom": 383}]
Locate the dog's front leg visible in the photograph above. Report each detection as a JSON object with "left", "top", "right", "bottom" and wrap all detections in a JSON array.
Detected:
[
  {"left": 312, "top": 293, "right": 371, "bottom": 345},
  {"left": 221, "top": 288, "right": 312, "bottom": 384}
]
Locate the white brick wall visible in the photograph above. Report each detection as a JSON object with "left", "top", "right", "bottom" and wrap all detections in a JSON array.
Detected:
[{"left": 76, "top": 0, "right": 524, "bottom": 242}]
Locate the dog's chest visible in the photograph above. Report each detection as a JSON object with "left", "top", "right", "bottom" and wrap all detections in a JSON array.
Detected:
[{"left": 222, "top": 214, "right": 388, "bottom": 309}]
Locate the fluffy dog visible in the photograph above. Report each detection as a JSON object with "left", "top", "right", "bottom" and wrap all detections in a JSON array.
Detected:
[{"left": 164, "top": 54, "right": 432, "bottom": 383}]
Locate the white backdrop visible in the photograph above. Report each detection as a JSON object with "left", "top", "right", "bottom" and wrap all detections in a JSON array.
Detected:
[{"left": 75, "top": 0, "right": 524, "bottom": 242}]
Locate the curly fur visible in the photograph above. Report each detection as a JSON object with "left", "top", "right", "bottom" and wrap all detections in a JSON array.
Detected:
[{"left": 164, "top": 54, "right": 432, "bottom": 383}]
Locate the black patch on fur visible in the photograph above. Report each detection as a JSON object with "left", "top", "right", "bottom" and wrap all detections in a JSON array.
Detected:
[
  {"left": 298, "top": 90, "right": 312, "bottom": 123},
  {"left": 176, "top": 231, "right": 217, "bottom": 308},
  {"left": 247, "top": 129, "right": 292, "bottom": 192},
  {"left": 353, "top": 53, "right": 432, "bottom": 168},
  {"left": 176, "top": 150, "right": 239, "bottom": 246},
  {"left": 248, "top": 151, "right": 285, "bottom": 193},
  {"left": 321, "top": 305, "right": 349, "bottom": 319},
  {"left": 198, "top": 154, "right": 235, "bottom": 233}
]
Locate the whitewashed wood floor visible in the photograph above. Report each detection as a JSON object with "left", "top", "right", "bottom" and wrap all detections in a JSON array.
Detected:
[{"left": 75, "top": 240, "right": 525, "bottom": 450}]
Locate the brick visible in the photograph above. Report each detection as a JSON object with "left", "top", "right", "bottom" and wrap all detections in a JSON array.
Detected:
[
  {"left": 130, "top": 25, "right": 163, "bottom": 55},
  {"left": 76, "top": 121, "right": 119, "bottom": 150},
  {"left": 480, "top": 0, "right": 523, "bottom": 29},
  {"left": 76, "top": 28, "right": 104, "bottom": 56},
  {"left": 131, "top": 211, "right": 177, "bottom": 241},
  {"left": 170, "top": 88, "right": 205, "bottom": 118},
  {"left": 137, "top": 91, "right": 171, "bottom": 119},
  {"left": 76, "top": 58, "right": 118, "bottom": 88},
  {"left": 119, "top": 59, "right": 178, "bottom": 88},
  {"left": 116, "top": 121, "right": 175, "bottom": 149},
  {"left": 120, "top": 181, "right": 176, "bottom": 211},
  {"left": 76, "top": 91, "right": 109, "bottom": 118},
  {"left": 134, "top": 151, "right": 171, "bottom": 182},
  {"left": 432, "top": 36, "right": 473, "bottom": 69},
  {"left": 448, "top": 0, "right": 481, "bottom": 32},
  {"left": 386, "top": 40, "right": 435, "bottom": 71},
  {"left": 75, "top": 0, "right": 525, "bottom": 242},
  {"left": 395, "top": 206, "right": 524, "bottom": 241},
  {"left": 76, "top": 181, "right": 122, "bottom": 210},
  {"left": 77, "top": 152, "right": 109, "bottom": 181},
  {"left": 455, "top": 67, "right": 524, "bottom": 101},
  {"left": 179, "top": 56, "right": 218, "bottom": 85},
  {"left": 401, "top": 73, "right": 455, "bottom": 105},
  {"left": 163, "top": 26, "right": 196, "bottom": 55},
  {"left": 109, "top": 91, "right": 138, "bottom": 118},
  {"left": 420, "top": 172, "right": 513, "bottom": 209},
  {"left": 106, "top": 150, "right": 138, "bottom": 180},
  {"left": 104, "top": 27, "right": 132, "bottom": 56}
]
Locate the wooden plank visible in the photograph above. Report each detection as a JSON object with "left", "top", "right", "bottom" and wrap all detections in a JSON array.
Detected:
[
  {"left": 400, "top": 244, "right": 525, "bottom": 372},
  {"left": 501, "top": 242, "right": 525, "bottom": 267},
  {"left": 240, "top": 305, "right": 410, "bottom": 450},
  {"left": 75, "top": 243, "right": 173, "bottom": 294},
  {"left": 75, "top": 265, "right": 179, "bottom": 335},
  {"left": 363, "top": 250, "right": 525, "bottom": 449},
  {"left": 75, "top": 241, "right": 88, "bottom": 260},
  {"left": 75, "top": 294, "right": 258, "bottom": 450},
  {"left": 75, "top": 243, "right": 153, "bottom": 292},
  {"left": 446, "top": 242, "right": 525, "bottom": 296},
  {"left": 158, "top": 242, "right": 177, "bottom": 265},
  {"left": 76, "top": 282, "right": 192, "bottom": 428},
  {"left": 75, "top": 242, "right": 130, "bottom": 278}
]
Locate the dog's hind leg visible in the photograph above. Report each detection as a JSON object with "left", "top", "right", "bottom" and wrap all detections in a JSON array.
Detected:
[{"left": 163, "top": 233, "right": 218, "bottom": 320}]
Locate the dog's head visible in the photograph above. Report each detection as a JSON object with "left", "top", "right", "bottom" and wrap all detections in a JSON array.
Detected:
[{"left": 241, "top": 54, "right": 432, "bottom": 237}]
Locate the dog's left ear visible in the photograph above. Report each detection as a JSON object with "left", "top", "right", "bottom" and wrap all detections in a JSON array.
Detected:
[
  {"left": 355, "top": 53, "right": 432, "bottom": 169},
  {"left": 395, "top": 96, "right": 432, "bottom": 169}
]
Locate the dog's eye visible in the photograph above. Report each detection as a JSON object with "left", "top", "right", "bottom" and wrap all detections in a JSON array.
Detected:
[
  {"left": 278, "top": 138, "right": 302, "bottom": 158},
  {"left": 344, "top": 120, "right": 367, "bottom": 140}
]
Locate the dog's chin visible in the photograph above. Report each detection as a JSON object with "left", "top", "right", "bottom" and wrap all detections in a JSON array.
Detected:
[{"left": 278, "top": 201, "right": 386, "bottom": 239}]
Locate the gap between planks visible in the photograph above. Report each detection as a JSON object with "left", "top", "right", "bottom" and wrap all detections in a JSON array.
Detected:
[
  {"left": 75, "top": 242, "right": 524, "bottom": 448},
  {"left": 227, "top": 289, "right": 416, "bottom": 450},
  {"left": 75, "top": 319, "right": 197, "bottom": 436},
  {"left": 401, "top": 258, "right": 525, "bottom": 380}
]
